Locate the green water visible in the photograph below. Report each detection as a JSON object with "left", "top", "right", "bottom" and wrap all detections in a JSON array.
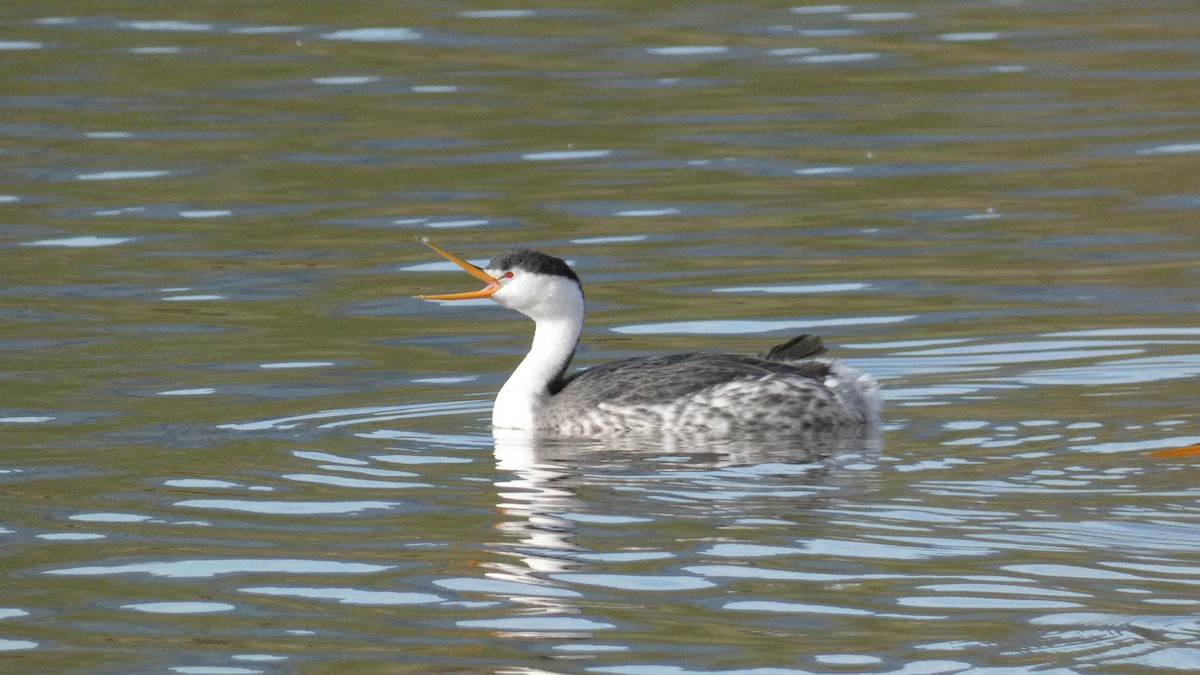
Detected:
[{"left": 3, "top": 1, "right": 1200, "bottom": 672}]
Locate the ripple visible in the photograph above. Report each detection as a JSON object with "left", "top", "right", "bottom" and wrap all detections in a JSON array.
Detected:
[
  {"left": 554, "top": 644, "right": 628, "bottom": 653},
  {"left": 1002, "top": 564, "right": 1141, "bottom": 581},
  {"left": 612, "top": 315, "right": 913, "bottom": 335},
  {"left": 544, "top": 200, "right": 749, "bottom": 218},
  {"left": 790, "top": 5, "right": 849, "bottom": 14},
  {"left": 372, "top": 454, "right": 472, "bottom": 465},
  {"left": 1104, "top": 561, "right": 1200, "bottom": 577},
  {"left": 239, "top": 586, "right": 443, "bottom": 605},
  {"left": 701, "top": 543, "right": 805, "bottom": 558},
  {"left": 645, "top": 46, "right": 730, "bottom": 56},
  {"left": 158, "top": 388, "right": 217, "bottom": 396},
  {"left": 1071, "top": 436, "right": 1200, "bottom": 454},
  {"left": 458, "top": 10, "right": 540, "bottom": 19},
  {"left": 320, "top": 28, "right": 422, "bottom": 42},
  {"left": 435, "top": 577, "right": 582, "bottom": 598},
  {"left": 847, "top": 11, "right": 915, "bottom": 21},
  {"left": 293, "top": 451, "right": 368, "bottom": 465},
  {"left": 1138, "top": 194, "right": 1200, "bottom": 210},
  {"left": 992, "top": 520, "right": 1200, "bottom": 552},
  {"left": 713, "top": 283, "right": 871, "bottom": 294},
  {"left": 281, "top": 474, "right": 429, "bottom": 489},
  {"left": 175, "top": 499, "right": 397, "bottom": 515},
  {"left": 573, "top": 551, "right": 673, "bottom": 562},
  {"left": 128, "top": 47, "right": 184, "bottom": 55},
  {"left": 898, "top": 596, "right": 1083, "bottom": 610},
  {"left": 1050, "top": 328, "right": 1200, "bottom": 337},
  {"left": 58, "top": 203, "right": 299, "bottom": 220},
  {"left": 411, "top": 376, "right": 476, "bottom": 384},
  {"left": 76, "top": 170, "right": 171, "bottom": 181},
  {"left": 895, "top": 340, "right": 1156, "bottom": 356},
  {"left": 162, "top": 295, "right": 225, "bottom": 302},
  {"left": 219, "top": 401, "right": 490, "bottom": 431},
  {"left": 312, "top": 76, "right": 380, "bottom": 86},
  {"left": 563, "top": 513, "right": 655, "bottom": 525},
  {"left": 1108, "top": 648, "right": 1200, "bottom": 670},
  {"left": 170, "top": 662, "right": 259, "bottom": 667},
  {"left": 1016, "top": 354, "right": 1200, "bottom": 386},
  {"left": 551, "top": 574, "right": 714, "bottom": 591},
  {"left": 808, "top": 537, "right": 999, "bottom": 560},
  {"left": 521, "top": 149, "right": 612, "bottom": 161},
  {"left": 816, "top": 654, "right": 882, "bottom": 665},
  {"left": 938, "top": 32, "right": 1002, "bottom": 42},
  {"left": 122, "top": 602, "right": 236, "bottom": 614},
  {"left": 45, "top": 559, "right": 393, "bottom": 578},
  {"left": 258, "top": 361, "right": 335, "bottom": 369},
  {"left": 21, "top": 236, "right": 136, "bottom": 248},
  {"left": 317, "top": 465, "right": 418, "bottom": 478},
  {"left": 358, "top": 428, "right": 493, "bottom": 448},
  {"left": 37, "top": 533, "right": 105, "bottom": 541},
  {"left": 458, "top": 616, "right": 615, "bottom": 631},
  {"left": 1030, "top": 612, "right": 1200, "bottom": 638},
  {"left": 589, "top": 77, "right": 729, "bottom": 90},
  {"left": 164, "top": 479, "right": 239, "bottom": 488},
  {"left": 117, "top": 20, "right": 213, "bottom": 32},
  {"left": 898, "top": 347, "right": 1145, "bottom": 368},
  {"left": 914, "top": 583, "right": 1089, "bottom": 598},
  {"left": 684, "top": 156, "right": 1059, "bottom": 180},
  {"left": 795, "top": 52, "right": 881, "bottom": 64},
  {"left": 725, "top": 600, "right": 873, "bottom": 615},
  {"left": 1136, "top": 142, "right": 1200, "bottom": 156},
  {"left": 571, "top": 235, "right": 650, "bottom": 244},
  {"left": 69, "top": 512, "right": 152, "bottom": 523}
]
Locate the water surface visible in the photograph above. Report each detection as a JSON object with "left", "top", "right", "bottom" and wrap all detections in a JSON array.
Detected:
[{"left": 3, "top": 1, "right": 1200, "bottom": 672}]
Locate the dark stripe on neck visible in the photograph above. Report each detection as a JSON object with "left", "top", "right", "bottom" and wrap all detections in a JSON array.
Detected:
[{"left": 545, "top": 346, "right": 577, "bottom": 396}]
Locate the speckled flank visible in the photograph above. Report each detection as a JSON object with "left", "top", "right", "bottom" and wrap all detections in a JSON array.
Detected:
[{"left": 540, "top": 359, "right": 880, "bottom": 435}]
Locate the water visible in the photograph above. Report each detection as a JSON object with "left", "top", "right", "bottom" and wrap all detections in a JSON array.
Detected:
[{"left": 3, "top": 1, "right": 1200, "bottom": 672}]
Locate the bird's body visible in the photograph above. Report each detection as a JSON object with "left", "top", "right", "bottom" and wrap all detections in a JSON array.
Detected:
[
  {"left": 536, "top": 352, "right": 876, "bottom": 435},
  {"left": 417, "top": 243, "right": 880, "bottom": 435}
]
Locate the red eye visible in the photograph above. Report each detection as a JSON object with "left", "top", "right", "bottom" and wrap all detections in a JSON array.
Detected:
[{"left": 503, "top": 271, "right": 514, "bottom": 279}]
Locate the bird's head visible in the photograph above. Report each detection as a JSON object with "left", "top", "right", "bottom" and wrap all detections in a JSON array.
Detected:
[{"left": 415, "top": 240, "right": 583, "bottom": 322}]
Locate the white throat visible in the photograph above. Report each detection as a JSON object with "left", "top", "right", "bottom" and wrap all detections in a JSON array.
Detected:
[{"left": 490, "top": 277, "right": 584, "bottom": 430}]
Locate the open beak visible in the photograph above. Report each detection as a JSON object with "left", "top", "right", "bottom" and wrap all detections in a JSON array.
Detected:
[{"left": 414, "top": 239, "right": 502, "bottom": 301}]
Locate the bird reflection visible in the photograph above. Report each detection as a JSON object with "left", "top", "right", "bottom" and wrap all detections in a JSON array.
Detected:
[{"left": 473, "top": 426, "right": 883, "bottom": 640}]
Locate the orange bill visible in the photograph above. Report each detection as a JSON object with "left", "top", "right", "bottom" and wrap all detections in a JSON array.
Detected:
[
  {"left": 414, "top": 239, "right": 502, "bottom": 301},
  {"left": 1148, "top": 443, "right": 1200, "bottom": 458}
]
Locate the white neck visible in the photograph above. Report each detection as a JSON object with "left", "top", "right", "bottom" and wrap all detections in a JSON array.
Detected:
[{"left": 492, "top": 314, "right": 582, "bottom": 429}]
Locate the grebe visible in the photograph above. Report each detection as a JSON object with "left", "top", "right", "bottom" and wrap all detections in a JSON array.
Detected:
[{"left": 415, "top": 241, "right": 880, "bottom": 435}]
